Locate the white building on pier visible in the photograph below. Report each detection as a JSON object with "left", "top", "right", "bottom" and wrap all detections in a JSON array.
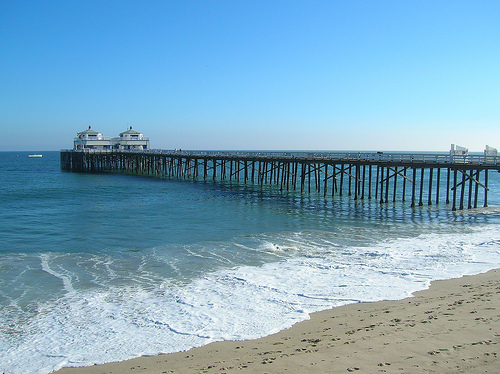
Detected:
[
  {"left": 115, "top": 127, "right": 150, "bottom": 150},
  {"left": 74, "top": 126, "right": 150, "bottom": 150}
]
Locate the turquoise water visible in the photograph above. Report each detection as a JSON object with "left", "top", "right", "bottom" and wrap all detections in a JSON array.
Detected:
[{"left": 1, "top": 151, "right": 500, "bottom": 374}]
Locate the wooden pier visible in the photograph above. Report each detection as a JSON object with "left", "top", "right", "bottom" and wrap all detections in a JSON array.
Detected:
[{"left": 60, "top": 150, "right": 500, "bottom": 211}]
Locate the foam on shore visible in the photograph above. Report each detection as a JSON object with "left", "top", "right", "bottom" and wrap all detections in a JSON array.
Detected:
[
  {"left": 55, "top": 268, "right": 500, "bottom": 373},
  {"left": 2, "top": 225, "right": 499, "bottom": 374}
]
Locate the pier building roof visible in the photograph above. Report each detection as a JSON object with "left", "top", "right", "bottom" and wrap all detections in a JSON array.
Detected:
[
  {"left": 120, "top": 127, "right": 140, "bottom": 135},
  {"left": 77, "top": 126, "right": 102, "bottom": 139}
]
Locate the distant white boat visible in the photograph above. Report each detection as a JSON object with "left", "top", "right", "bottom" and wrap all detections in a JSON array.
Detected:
[{"left": 28, "top": 154, "right": 43, "bottom": 158}]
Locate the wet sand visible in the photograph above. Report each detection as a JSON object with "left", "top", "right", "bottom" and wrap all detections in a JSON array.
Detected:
[{"left": 55, "top": 269, "right": 500, "bottom": 373}]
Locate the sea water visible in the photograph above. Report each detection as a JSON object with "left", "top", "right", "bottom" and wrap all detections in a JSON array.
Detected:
[{"left": 1, "top": 151, "right": 499, "bottom": 374}]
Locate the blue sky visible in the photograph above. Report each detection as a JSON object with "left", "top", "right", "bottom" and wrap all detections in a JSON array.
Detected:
[{"left": 1, "top": 0, "right": 499, "bottom": 151}]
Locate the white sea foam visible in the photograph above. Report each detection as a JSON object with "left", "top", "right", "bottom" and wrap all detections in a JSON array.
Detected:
[
  {"left": 1, "top": 225, "right": 500, "bottom": 374},
  {"left": 40, "top": 254, "right": 77, "bottom": 295}
]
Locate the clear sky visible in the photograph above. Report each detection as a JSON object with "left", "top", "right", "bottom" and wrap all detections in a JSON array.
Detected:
[{"left": 1, "top": 0, "right": 499, "bottom": 152}]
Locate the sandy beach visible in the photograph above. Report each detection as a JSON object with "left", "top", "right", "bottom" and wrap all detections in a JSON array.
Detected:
[{"left": 55, "top": 269, "right": 500, "bottom": 374}]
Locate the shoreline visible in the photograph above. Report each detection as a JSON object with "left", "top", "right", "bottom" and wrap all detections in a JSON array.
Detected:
[{"left": 55, "top": 269, "right": 500, "bottom": 373}]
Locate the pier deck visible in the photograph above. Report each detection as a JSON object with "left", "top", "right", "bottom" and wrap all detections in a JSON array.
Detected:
[{"left": 60, "top": 150, "right": 500, "bottom": 211}]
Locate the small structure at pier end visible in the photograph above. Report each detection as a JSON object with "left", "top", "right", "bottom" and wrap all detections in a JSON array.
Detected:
[
  {"left": 73, "top": 126, "right": 149, "bottom": 151},
  {"left": 74, "top": 126, "right": 110, "bottom": 150},
  {"left": 115, "top": 127, "right": 150, "bottom": 150}
]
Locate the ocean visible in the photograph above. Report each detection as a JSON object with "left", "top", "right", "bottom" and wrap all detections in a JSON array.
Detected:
[{"left": 1, "top": 151, "right": 499, "bottom": 374}]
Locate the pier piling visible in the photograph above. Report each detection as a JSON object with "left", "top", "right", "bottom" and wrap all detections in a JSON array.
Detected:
[{"left": 60, "top": 150, "right": 499, "bottom": 211}]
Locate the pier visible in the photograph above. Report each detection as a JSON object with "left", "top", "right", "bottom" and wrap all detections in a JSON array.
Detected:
[{"left": 60, "top": 150, "right": 500, "bottom": 211}]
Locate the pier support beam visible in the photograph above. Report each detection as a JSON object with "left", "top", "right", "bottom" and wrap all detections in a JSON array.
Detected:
[{"left": 60, "top": 150, "right": 498, "bottom": 211}]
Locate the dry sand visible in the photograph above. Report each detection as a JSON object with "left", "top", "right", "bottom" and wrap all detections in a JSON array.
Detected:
[{"left": 55, "top": 269, "right": 500, "bottom": 374}]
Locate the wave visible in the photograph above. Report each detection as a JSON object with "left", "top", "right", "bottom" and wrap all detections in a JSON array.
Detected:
[{"left": 1, "top": 224, "right": 500, "bottom": 374}]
